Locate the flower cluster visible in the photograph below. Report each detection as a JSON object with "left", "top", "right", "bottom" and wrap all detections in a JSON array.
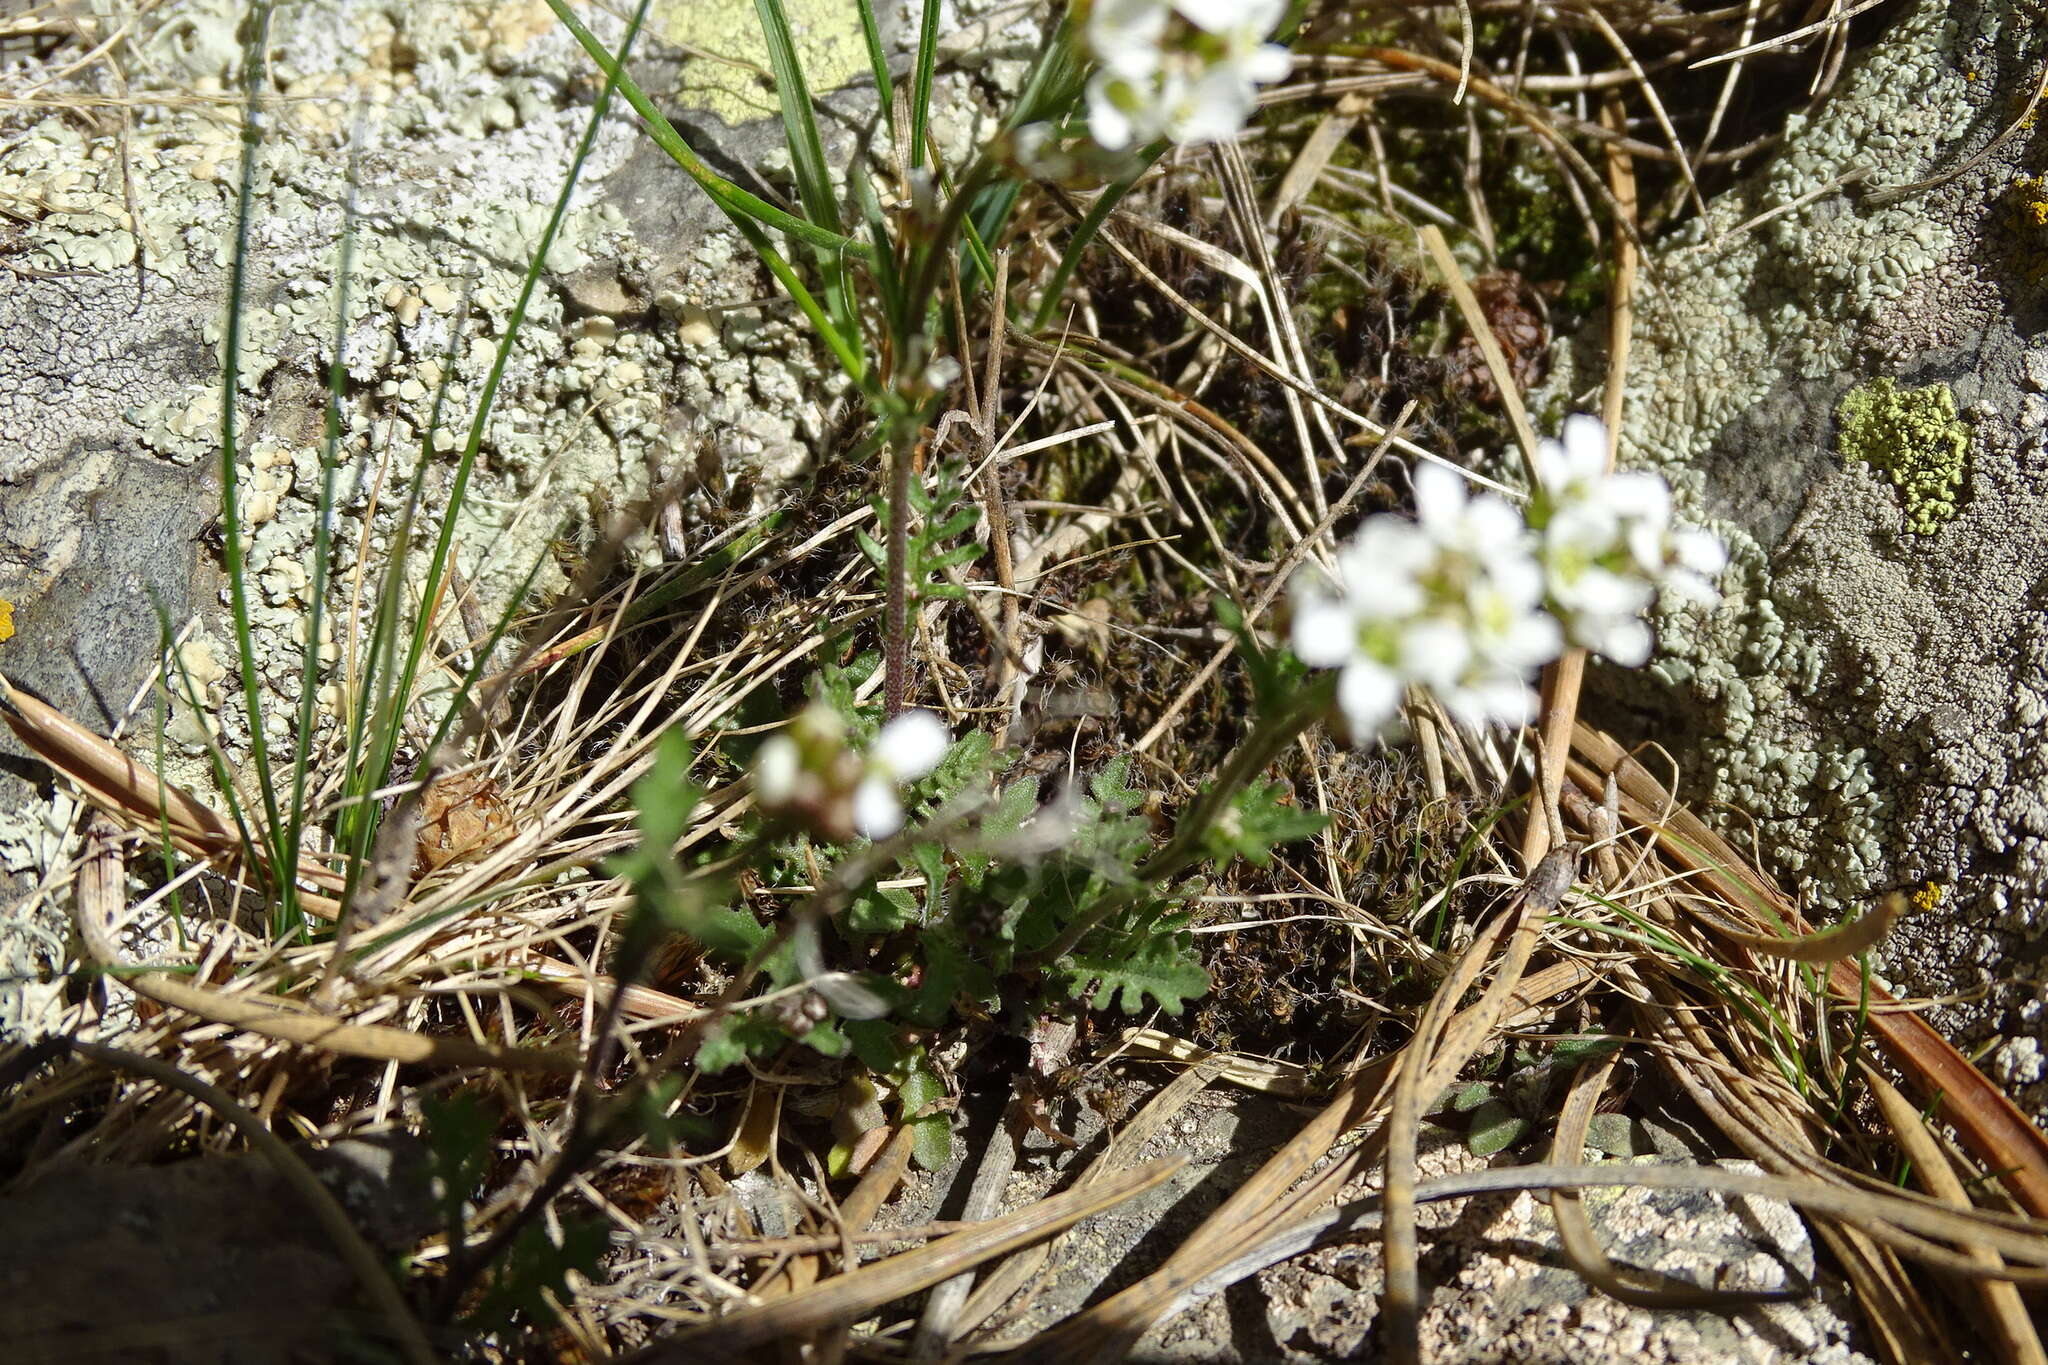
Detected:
[
  {"left": 753, "top": 704, "right": 950, "bottom": 842},
  {"left": 1292, "top": 463, "right": 1558, "bottom": 738},
  {"left": 1527, "top": 415, "right": 1727, "bottom": 666},
  {"left": 1291, "top": 416, "right": 1725, "bottom": 740},
  {"left": 1083, "top": 0, "right": 1292, "bottom": 151}
]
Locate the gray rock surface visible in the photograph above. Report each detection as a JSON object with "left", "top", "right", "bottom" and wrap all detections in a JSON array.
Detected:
[
  {"left": 0, "top": 0, "right": 877, "bottom": 1034},
  {"left": 1547, "top": 0, "right": 2048, "bottom": 1112}
]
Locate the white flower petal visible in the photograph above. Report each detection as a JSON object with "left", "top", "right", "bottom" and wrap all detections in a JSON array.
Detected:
[
  {"left": 873, "top": 710, "right": 950, "bottom": 781},
  {"left": 1603, "top": 471, "right": 1671, "bottom": 524},
  {"left": 1168, "top": 64, "right": 1257, "bottom": 144},
  {"left": 1411, "top": 462, "right": 1468, "bottom": 530},
  {"left": 1534, "top": 437, "right": 1572, "bottom": 496},
  {"left": 1487, "top": 609, "right": 1562, "bottom": 671},
  {"left": 1089, "top": 0, "right": 1170, "bottom": 68},
  {"left": 1291, "top": 595, "right": 1359, "bottom": 667},
  {"left": 1464, "top": 494, "right": 1528, "bottom": 554},
  {"left": 1674, "top": 526, "right": 1728, "bottom": 577},
  {"left": 1587, "top": 615, "right": 1652, "bottom": 666},
  {"left": 1560, "top": 413, "right": 1610, "bottom": 481},
  {"left": 1664, "top": 572, "right": 1720, "bottom": 607},
  {"left": 1398, "top": 618, "right": 1470, "bottom": 690},
  {"left": 1337, "top": 660, "right": 1403, "bottom": 737},
  {"left": 1443, "top": 673, "right": 1537, "bottom": 730},
  {"left": 1337, "top": 528, "right": 1428, "bottom": 617},
  {"left": 1567, "top": 567, "right": 1654, "bottom": 618},
  {"left": 1238, "top": 42, "right": 1293, "bottom": 85},
  {"left": 1170, "top": 0, "right": 1241, "bottom": 32},
  {"left": 851, "top": 777, "right": 905, "bottom": 840},
  {"left": 753, "top": 735, "right": 801, "bottom": 806},
  {"left": 1086, "top": 70, "right": 1142, "bottom": 149},
  {"left": 1547, "top": 501, "right": 1623, "bottom": 557}
]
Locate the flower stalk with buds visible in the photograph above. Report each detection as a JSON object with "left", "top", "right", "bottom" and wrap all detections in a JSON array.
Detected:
[{"left": 753, "top": 703, "right": 952, "bottom": 843}]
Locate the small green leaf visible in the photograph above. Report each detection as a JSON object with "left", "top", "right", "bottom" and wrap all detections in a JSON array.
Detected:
[
  {"left": 1451, "top": 1080, "right": 1492, "bottom": 1113},
  {"left": 911, "top": 841, "right": 948, "bottom": 919},
  {"left": 1202, "top": 779, "right": 1326, "bottom": 867},
  {"left": 909, "top": 1114, "right": 952, "bottom": 1171},
  {"left": 803, "top": 1018, "right": 850, "bottom": 1059},
  {"left": 668, "top": 902, "right": 768, "bottom": 961},
  {"left": 1584, "top": 1112, "right": 1646, "bottom": 1159},
  {"left": 695, "top": 1013, "right": 787, "bottom": 1072},
  {"left": 898, "top": 1061, "right": 946, "bottom": 1116},
  {"left": 1549, "top": 1035, "right": 1626, "bottom": 1066},
  {"left": 845, "top": 1019, "right": 908, "bottom": 1072},
  {"left": 848, "top": 884, "right": 919, "bottom": 934},
  {"left": 1465, "top": 1099, "right": 1529, "bottom": 1157},
  {"left": 1090, "top": 755, "right": 1144, "bottom": 815}
]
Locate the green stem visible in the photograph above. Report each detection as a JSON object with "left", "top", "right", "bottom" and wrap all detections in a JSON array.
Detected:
[{"left": 883, "top": 427, "right": 915, "bottom": 718}]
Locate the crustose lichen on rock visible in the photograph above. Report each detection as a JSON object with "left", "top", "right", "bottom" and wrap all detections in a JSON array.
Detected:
[{"left": 1834, "top": 376, "right": 1970, "bottom": 534}]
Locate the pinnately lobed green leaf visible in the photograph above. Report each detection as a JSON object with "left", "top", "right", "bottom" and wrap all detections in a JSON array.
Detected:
[{"left": 1058, "top": 920, "right": 1209, "bottom": 1015}]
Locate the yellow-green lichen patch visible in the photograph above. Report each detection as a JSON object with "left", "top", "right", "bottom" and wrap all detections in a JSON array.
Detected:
[
  {"left": 0, "top": 597, "right": 12, "bottom": 644},
  {"left": 1834, "top": 377, "right": 1969, "bottom": 534},
  {"left": 653, "top": 0, "right": 869, "bottom": 126}
]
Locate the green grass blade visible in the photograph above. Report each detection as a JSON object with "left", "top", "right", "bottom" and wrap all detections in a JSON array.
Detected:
[
  {"left": 753, "top": 0, "right": 842, "bottom": 238},
  {"left": 747, "top": 219, "right": 867, "bottom": 384},
  {"left": 217, "top": 0, "right": 298, "bottom": 929},
  {"left": 855, "top": 0, "right": 895, "bottom": 112},
  {"left": 393, "top": 0, "right": 654, "bottom": 761},
  {"left": 910, "top": 0, "right": 941, "bottom": 168},
  {"left": 543, "top": 0, "right": 867, "bottom": 261},
  {"left": 280, "top": 115, "right": 365, "bottom": 928},
  {"left": 1030, "top": 156, "right": 1161, "bottom": 331},
  {"left": 1003, "top": 11, "right": 1086, "bottom": 131},
  {"left": 751, "top": 0, "right": 863, "bottom": 351}
]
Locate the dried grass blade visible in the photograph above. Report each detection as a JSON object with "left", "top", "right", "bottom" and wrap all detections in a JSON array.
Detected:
[
  {"left": 1017, "top": 958, "right": 1601, "bottom": 1364},
  {"left": 1316, "top": 1162, "right": 2048, "bottom": 1272},
  {"left": 125, "top": 972, "right": 581, "bottom": 1072},
  {"left": 629, "top": 1158, "right": 1184, "bottom": 1356},
  {"left": 1570, "top": 723, "right": 2048, "bottom": 1218},
  {"left": 76, "top": 825, "right": 576, "bottom": 1072},
  {"left": 1548, "top": 1052, "right": 1797, "bottom": 1308},
  {"left": 1418, "top": 224, "right": 1540, "bottom": 474},
  {"left": 1384, "top": 846, "right": 1575, "bottom": 1365},
  {"left": 954, "top": 1052, "right": 1225, "bottom": 1346},
  {"left": 0, "top": 671, "right": 345, "bottom": 913},
  {"left": 1865, "top": 1067, "right": 2048, "bottom": 1365},
  {"left": 0, "top": 671, "right": 232, "bottom": 843},
  {"left": 1715, "top": 890, "right": 1905, "bottom": 963}
]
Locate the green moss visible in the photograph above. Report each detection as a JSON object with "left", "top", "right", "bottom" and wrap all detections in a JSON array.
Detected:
[{"left": 1834, "top": 377, "right": 1969, "bottom": 534}]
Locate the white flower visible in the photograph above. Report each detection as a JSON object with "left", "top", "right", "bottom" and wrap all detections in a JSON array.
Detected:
[
  {"left": 850, "top": 710, "right": 951, "bottom": 840},
  {"left": 1529, "top": 414, "right": 1726, "bottom": 663},
  {"left": 752, "top": 734, "right": 802, "bottom": 807},
  {"left": 1533, "top": 412, "right": 1610, "bottom": 501},
  {"left": 1082, "top": 0, "right": 1290, "bottom": 150},
  {"left": 1088, "top": 0, "right": 1170, "bottom": 78},
  {"left": 1291, "top": 463, "right": 1560, "bottom": 739},
  {"left": 753, "top": 702, "right": 951, "bottom": 842}
]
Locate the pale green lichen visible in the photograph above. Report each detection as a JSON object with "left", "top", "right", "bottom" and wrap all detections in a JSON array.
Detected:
[
  {"left": 1834, "top": 377, "right": 1969, "bottom": 533},
  {"left": 653, "top": 0, "right": 870, "bottom": 125}
]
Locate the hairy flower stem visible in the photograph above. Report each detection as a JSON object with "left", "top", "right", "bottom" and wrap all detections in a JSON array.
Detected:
[
  {"left": 1028, "top": 672, "right": 1336, "bottom": 968},
  {"left": 883, "top": 432, "right": 915, "bottom": 718}
]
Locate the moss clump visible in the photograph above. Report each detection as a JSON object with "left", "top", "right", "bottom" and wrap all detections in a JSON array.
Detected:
[{"left": 1835, "top": 377, "right": 1969, "bottom": 533}]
